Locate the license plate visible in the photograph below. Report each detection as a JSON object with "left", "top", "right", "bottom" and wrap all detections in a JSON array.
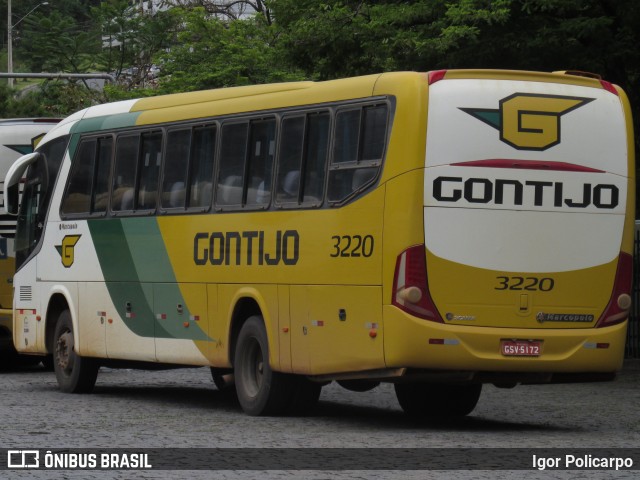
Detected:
[{"left": 501, "top": 340, "right": 542, "bottom": 356}]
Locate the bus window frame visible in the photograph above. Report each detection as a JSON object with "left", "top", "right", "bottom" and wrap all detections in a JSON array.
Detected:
[
  {"left": 58, "top": 96, "right": 394, "bottom": 222},
  {"left": 273, "top": 109, "right": 331, "bottom": 210},
  {"left": 15, "top": 134, "right": 70, "bottom": 272},
  {"left": 214, "top": 115, "right": 278, "bottom": 213},
  {"left": 326, "top": 101, "right": 391, "bottom": 207},
  {"left": 60, "top": 133, "right": 115, "bottom": 219},
  {"left": 110, "top": 129, "right": 163, "bottom": 217},
  {"left": 157, "top": 122, "right": 218, "bottom": 215},
  {"left": 158, "top": 126, "right": 194, "bottom": 213}
]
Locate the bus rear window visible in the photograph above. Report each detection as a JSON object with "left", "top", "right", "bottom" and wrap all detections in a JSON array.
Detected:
[{"left": 328, "top": 103, "right": 388, "bottom": 204}]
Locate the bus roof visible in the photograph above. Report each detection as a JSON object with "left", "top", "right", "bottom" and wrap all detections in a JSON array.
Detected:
[{"left": 39, "top": 70, "right": 617, "bottom": 142}]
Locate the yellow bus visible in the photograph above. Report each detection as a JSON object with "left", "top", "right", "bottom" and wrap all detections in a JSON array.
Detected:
[
  {"left": 4, "top": 70, "right": 634, "bottom": 416},
  {"left": 0, "top": 118, "right": 59, "bottom": 363}
]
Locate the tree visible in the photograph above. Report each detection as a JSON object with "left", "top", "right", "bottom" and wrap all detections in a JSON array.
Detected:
[
  {"left": 93, "top": 0, "right": 179, "bottom": 89},
  {"left": 17, "top": 10, "right": 99, "bottom": 75},
  {"left": 155, "top": 6, "right": 304, "bottom": 92},
  {"left": 10, "top": 0, "right": 106, "bottom": 72},
  {"left": 0, "top": 80, "right": 95, "bottom": 117},
  {"left": 163, "top": 0, "right": 273, "bottom": 23}
]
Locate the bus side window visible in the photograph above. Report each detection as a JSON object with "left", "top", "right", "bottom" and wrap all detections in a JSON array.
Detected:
[
  {"left": 276, "top": 116, "right": 304, "bottom": 204},
  {"left": 333, "top": 109, "right": 360, "bottom": 164},
  {"left": 246, "top": 119, "right": 275, "bottom": 207},
  {"left": 361, "top": 104, "right": 387, "bottom": 161},
  {"left": 92, "top": 137, "right": 113, "bottom": 213},
  {"left": 303, "top": 112, "right": 329, "bottom": 203},
  {"left": 61, "top": 136, "right": 113, "bottom": 217},
  {"left": 61, "top": 139, "right": 96, "bottom": 215},
  {"left": 112, "top": 135, "right": 139, "bottom": 212},
  {"left": 328, "top": 104, "right": 387, "bottom": 204},
  {"left": 161, "top": 129, "right": 191, "bottom": 210},
  {"left": 188, "top": 125, "right": 216, "bottom": 209},
  {"left": 216, "top": 123, "right": 248, "bottom": 207},
  {"left": 275, "top": 112, "right": 329, "bottom": 207},
  {"left": 138, "top": 131, "right": 163, "bottom": 211}
]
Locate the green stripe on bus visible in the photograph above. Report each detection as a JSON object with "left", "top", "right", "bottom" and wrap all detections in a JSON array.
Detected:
[
  {"left": 88, "top": 218, "right": 209, "bottom": 341},
  {"left": 67, "top": 113, "right": 141, "bottom": 160},
  {"left": 71, "top": 112, "right": 142, "bottom": 135}
]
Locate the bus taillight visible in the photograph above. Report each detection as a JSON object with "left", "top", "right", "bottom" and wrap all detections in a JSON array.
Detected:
[
  {"left": 596, "top": 252, "right": 633, "bottom": 327},
  {"left": 600, "top": 80, "right": 619, "bottom": 96},
  {"left": 392, "top": 245, "right": 443, "bottom": 323},
  {"left": 428, "top": 70, "right": 447, "bottom": 84}
]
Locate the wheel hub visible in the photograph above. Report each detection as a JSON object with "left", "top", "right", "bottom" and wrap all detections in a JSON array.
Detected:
[{"left": 56, "top": 331, "right": 74, "bottom": 372}]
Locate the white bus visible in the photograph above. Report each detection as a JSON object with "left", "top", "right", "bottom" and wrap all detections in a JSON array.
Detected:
[{"left": 0, "top": 118, "right": 60, "bottom": 362}]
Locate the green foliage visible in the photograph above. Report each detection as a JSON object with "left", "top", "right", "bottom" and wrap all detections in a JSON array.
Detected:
[
  {"left": 102, "top": 83, "right": 157, "bottom": 102},
  {"left": 271, "top": 0, "right": 638, "bottom": 78},
  {"left": 92, "top": 0, "right": 179, "bottom": 85},
  {"left": 270, "top": 0, "right": 518, "bottom": 79},
  {"left": 155, "top": 7, "right": 305, "bottom": 93},
  {"left": 0, "top": 81, "right": 96, "bottom": 117},
  {"left": 18, "top": 10, "right": 100, "bottom": 73}
]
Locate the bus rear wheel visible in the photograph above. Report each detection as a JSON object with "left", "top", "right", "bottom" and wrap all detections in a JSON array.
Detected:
[
  {"left": 234, "top": 315, "right": 293, "bottom": 416},
  {"left": 394, "top": 382, "right": 482, "bottom": 418},
  {"left": 53, "top": 310, "right": 99, "bottom": 393}
]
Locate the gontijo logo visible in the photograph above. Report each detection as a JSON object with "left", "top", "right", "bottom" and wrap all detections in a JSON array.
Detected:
[
  {"left": 55, "top": 234, "right": 81, "bottom": 268},
  {"left": 460, "top": 93, "right": 594, "bottom": 150}
]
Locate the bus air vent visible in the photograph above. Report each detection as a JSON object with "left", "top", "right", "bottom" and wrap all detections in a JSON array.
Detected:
[{"left": 19, "top": 286, "right": 32, "bottom": 302}]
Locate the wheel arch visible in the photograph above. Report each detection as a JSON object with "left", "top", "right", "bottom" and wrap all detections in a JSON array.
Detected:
[
  {"left": 45, "top": 288, "right": 75, "bottom": 355},
  {"left": 226, "top": 287, "right": 277, "bottom": 369}
]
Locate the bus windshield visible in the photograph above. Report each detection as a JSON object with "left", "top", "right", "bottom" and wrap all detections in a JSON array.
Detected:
[{"left": 15, "top": 135, "right": 68, "bottom": 269}]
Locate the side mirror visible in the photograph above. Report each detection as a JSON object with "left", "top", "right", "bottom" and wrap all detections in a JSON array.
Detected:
[{"left": 4, "top": 152, "right": 41, "bottom": 216}]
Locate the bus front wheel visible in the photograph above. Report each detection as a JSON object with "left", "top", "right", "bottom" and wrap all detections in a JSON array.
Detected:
[
  {"left": 394, "top": 382, "right": 482, "bottom": 418},
  {"left": 234, "top": 315, "right": 292, "bottom": 416},
  {"left": 53, "top": 310, "right": 99, "bottom": 393}
]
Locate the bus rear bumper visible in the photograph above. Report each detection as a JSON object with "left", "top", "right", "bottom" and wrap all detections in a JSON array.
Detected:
[{"left": 382, "top": 306, "right": 626, "bottom": 380}]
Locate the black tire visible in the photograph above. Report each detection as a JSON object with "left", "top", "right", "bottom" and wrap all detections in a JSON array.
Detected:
[
  {"left": 234, "top": 315, "right": 293, "bottom": 416},
  {"left": 53, "top": 310, "right": 99, "bottom": 393},
  {"left": 394, "top": 383, "right": 482, "bottom": 418}
]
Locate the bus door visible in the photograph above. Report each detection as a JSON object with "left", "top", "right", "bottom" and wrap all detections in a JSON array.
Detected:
[{"left": 9, "top": 152, "right": 52, "bottom": 353}]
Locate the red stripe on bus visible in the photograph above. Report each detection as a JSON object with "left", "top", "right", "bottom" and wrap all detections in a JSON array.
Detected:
[{"left": 451, "top": 159, "right": 605, "bottom": 173}]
